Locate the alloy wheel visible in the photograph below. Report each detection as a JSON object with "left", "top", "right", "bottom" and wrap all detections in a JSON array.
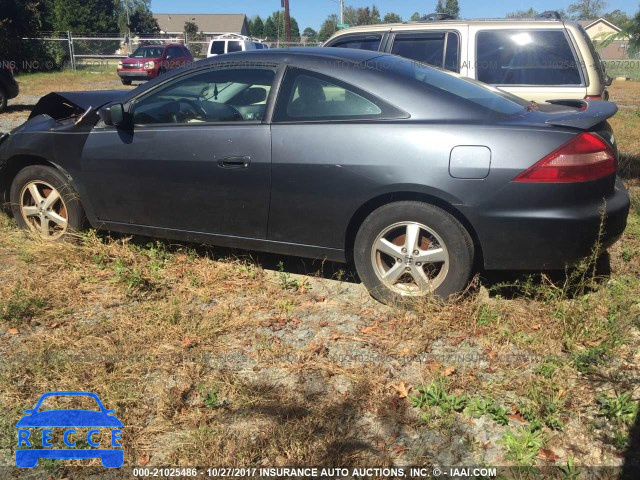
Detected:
[
  {"left": 371, "top": 221, "right": 450, "bottom": 296},
  {"left": 19, "top": 180, "right": 69, "bottom": 240}
]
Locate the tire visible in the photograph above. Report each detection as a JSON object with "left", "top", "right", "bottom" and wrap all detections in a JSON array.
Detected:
[
  {"left": 354, "top": 201, "right": 474, "bottom": 304},
  {"left": 10, "top": 165, "right": 87, "bottom": 241},
  {"left": 0, "top": 86, "right": 7, "bottom": 113},
  {"left": 121, "top": 79, "right": 132, "bottom": 86}
]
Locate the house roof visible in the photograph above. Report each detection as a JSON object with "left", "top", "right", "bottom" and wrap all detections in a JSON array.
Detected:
[
  {"left": 153, "top": 13, "right": 248, "bottom": 34},
  {"left": 577, "top": 18, "right": 622, "bottom": 32}
]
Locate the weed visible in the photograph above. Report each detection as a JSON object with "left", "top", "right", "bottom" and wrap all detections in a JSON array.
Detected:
[
  {"left": 536, "top": 356, "right": 561, "bottom": 379},
  {"left": 411, "top": 379, "right": 467, "bottom": 414},
  {"left": 476, "top": 304, "right": 500, "bottom": 326},
  {"left": 597, "top": 391, "right": 638, "bottom": 426},
  {"left": 112, "top": 258, "right": 152, "bottom": 294},
  {"left": 0, "top": 285, "right": 46, "bottom": 326},
  {"left": 557, "top": 457, "right": 580, "bottom": 480},
  {"left": 276, "top": 261, "right": 302, "bottom": 291},
  {"left": 464, "top": 396, "right": 510, "bottom": 426},
  {"left": 203, "top": 391, "right": 222, "bottom": 409},
  {"left": 500, "top": 425, "right": 544, "bottom": 466}
]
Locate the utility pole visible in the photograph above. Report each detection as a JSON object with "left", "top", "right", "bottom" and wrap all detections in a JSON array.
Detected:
[
  {"left": 283, "top": 0, "right": 291, "bottom": 43},
  {"left": 340, "top": 0, "right": 345, "bottom": 24}
]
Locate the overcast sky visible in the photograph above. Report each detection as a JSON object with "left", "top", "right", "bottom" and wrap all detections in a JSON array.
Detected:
[{"left": 150, "top": 0, "right": 638, "bottom": 31}]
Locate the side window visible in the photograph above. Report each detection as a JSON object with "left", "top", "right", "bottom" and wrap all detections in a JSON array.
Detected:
[
  {"left": 210, "top": 41, "right": 225, "bottom": 55},
  {"left": 167, "top": 47, "right": 182, "bottom": 58},
  {"left": 227, "top": 41, "right": 243, "bottom": 53},
  {"left": 132, "top": 67, "right": 276, "bottom": 125},
  {"left": 330, "top": 34, "right": 383, "bottom": 51},
  {"left": 476, "top": 30, "right": 582, "bottom": 86},
  {"left": 391, "top": 31, "right": 459, "bottom": 72},
  {"left": 273, "top": 68, "right": 405, "bottom": 122}
]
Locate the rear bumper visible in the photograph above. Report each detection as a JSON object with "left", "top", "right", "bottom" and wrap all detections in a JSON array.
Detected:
[{"left": 465, "top": 176, "right": 630, "bottom": 270}]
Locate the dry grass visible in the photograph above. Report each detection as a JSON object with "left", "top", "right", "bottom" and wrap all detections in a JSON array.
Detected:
[{"left": 0, "top": 79, "right": 639, "bottom": 473}]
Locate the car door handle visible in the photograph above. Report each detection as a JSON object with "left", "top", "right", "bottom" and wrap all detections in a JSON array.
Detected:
[{"left": 218, "top": 156, "right": 251, "bottom": 169}]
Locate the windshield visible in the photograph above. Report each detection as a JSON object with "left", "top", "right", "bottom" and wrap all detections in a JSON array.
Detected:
[
  {"left": 131, "top": 47, "right": 164, "bottom": 58},
  {"left": 383, "top": 56, "right": 530, "bottom": 115}
]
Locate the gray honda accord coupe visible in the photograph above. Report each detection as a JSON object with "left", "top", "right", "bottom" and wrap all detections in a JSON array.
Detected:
[{"left": 0, "top": 48, "right": 630, "bottom": 303}]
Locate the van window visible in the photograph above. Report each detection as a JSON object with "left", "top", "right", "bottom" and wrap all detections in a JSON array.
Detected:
[
  {"left": 210, "top": 41, "right": 225, "bottom": 55},
  {"left": 476, "top": 30, "right": 582, "bottom": 85},
  {"left": 331, "top": 34, "right": 383, "bottom": 51},
  {"left": 391, "top": 32, "right": 459, "bottom": 72},
  {"left": 228, "top": 41, "right": 243, "bottom": 53}
]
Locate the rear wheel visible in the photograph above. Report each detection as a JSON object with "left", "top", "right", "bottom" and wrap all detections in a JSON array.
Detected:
[
  {"left": 354, "top": 201, "right": 474, "bottom": 304},
  {"left": 10, "top": 165, "right": 86, "bottom": 240},
  {"left": 0, "top": 86, "right": 7, "bottom": 113}
]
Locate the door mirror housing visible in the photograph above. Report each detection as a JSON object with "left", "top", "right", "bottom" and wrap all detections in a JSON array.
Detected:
[{"left": 100, "top": 103, "right": 128, "bottom": 128}]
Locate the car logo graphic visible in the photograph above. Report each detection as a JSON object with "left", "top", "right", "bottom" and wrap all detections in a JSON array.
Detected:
[{"left": 15, "top": 391, "right": 123, "bottom": 468}]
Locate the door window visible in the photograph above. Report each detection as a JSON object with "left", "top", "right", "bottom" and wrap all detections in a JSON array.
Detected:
[
  {"left": 227, "top": 41, "right": 243, "bottom": 53},
  {"left": 330, "top": 34, "right": 383, "bottom": 51},
  {"left": 210, "top": 41, "right": 225, "bottom": 55},
  {"left": 391, "top": 31, "right": 460, "bottom": 72},
  {"left": 476, "top": 30, "right": 582, "bottom": 85},
  {"left": 132, "top": 67, "right": 276, "bottom": 125},
  {"left": 273, "top": 68, "right": 405, "bottom": 122}
]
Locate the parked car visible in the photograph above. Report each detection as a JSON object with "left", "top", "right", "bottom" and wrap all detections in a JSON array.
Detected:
[
  {"left": 324, "top": 12, "right": 612, "bottom": 103},
  {"left": 207, "top": 34, "right": 268, "bottom": 57},
  {"left": 0, "top": 48, "right": 629, "bottom": 303},
  {"left": 117, "top": 44, "right": 193, "bottom": 85},
  {"left": 0, "top": 59, "right": 20, "bottom": 113}
]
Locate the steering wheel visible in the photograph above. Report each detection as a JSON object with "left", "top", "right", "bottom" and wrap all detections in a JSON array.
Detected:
[{"left": 177, "top": 98, "right": 208, "bottom": 121}]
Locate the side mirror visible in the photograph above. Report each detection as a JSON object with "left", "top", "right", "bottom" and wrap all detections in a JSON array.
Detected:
[{"left": 100, "top": 103, "right": 127, "bottom": 128}]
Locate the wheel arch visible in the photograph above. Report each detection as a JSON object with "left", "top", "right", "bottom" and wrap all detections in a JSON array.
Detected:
[
  {"left": 344, "top": 191, "right": 484, "bottom": 268},
  {"left": 1, "top": 155, "right": 70, "bottom": 209}
]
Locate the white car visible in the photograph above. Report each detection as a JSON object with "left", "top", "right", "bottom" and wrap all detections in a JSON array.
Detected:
[{"left": 207, "top": 34, "right": 268, "bottom": 57}]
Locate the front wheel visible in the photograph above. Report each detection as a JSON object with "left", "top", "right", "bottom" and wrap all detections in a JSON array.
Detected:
[
  {"left": 354, "top": 201, "right": 474, "bottom": 304},
  {"left": 10, "top": 165, "right": 87, "bottom": 240}
]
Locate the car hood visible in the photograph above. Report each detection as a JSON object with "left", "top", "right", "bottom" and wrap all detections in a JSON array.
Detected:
[
  {"left": 16, "top": 409, "right": 123, "bottom": 427},
  {"left": 29, "top": 90, "right": 129, "bottom": 121}
]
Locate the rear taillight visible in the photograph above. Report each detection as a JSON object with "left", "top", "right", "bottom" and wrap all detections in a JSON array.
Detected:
[{"left": 514, "top": 132, "right": 617, "bottom": 183}]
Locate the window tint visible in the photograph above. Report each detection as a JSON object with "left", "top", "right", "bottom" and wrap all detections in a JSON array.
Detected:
[
  {"left": 331, "top": 35, "right": 382, "bottom": 51},
  {"left": 274, "top": 69, "right": 405, "bottom": 122},
  {"left": 381, "top": 56, "right": 529, "bottom": 115},
  {"left": 210, "top": 41, "right": 225, "bottom": 55},
  {"left": 132, "top": 67, "right": 276, "bottom": 125},
  {"left": 391, "top": 32, "right": 459, "bottom": 72},
  {"left": 167, "top": 46, "right": 182, "bottom": 58},
  {"left": 227, "top": 41, "right": 243, "bottom": 53},
  {"left": 476, "top": 30, "right": 582, "bottom": 85}
]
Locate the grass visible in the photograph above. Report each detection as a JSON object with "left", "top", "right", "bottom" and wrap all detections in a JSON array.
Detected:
[{"left": 0, "top": 78, "right": 639, "bottom": 470}]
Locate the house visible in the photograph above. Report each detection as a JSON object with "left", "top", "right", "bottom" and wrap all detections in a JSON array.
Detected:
[
  {"left": 153, "top": 13, "right": 250, "bottom": 37},
  {"left": 578, "top": 18, "right": 629, "bottom": 60}
]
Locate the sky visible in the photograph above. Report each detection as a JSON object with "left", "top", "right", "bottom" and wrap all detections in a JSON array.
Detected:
[{"left": 150, "top": 0, "right": 638, "bottom": 31}]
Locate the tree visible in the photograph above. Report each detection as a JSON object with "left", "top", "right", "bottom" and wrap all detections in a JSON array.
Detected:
[
  {"left": 567, "top": 0, "right": 608, "bottom": 20},
  {"left": 603, "top": 9, "right": 630, "bottom": 28},
  {"left": 596, "top": 8, "right": 640, "bottom": 56},
  {"left": 410, "top": 12, "right": 421, "bottom": 21},
  {"left": 436, "top": 0, "right": 445, "bottom": 14},
  {"left": 383, "top": 12, "right": 402, "bottom": 23},
  {"left": 371, "top": 5, "right": 381, "bottom": 24},
  {"left": 262, "top": 17, "right": 275, "bottom": 40},
  {"left": 506, "top": 8, "right": 539, "bottom": 18},
  {"left": 444, "top": 0, "right": 460, "bottom": 18},
  {"left": 251, "top": 15, "right": 264, "bottom": 38},
  {"left": 303, "top": 27, "right": 317, "bottom": 40},
  {"left": 318, "top": 13, "right": 338, "bottom": 42},
  {"left": 290, "top": 17, "right": 300, "bottom": 40},
  {"left": 53, "top": 0, "right": 119, "bottom": 33}
]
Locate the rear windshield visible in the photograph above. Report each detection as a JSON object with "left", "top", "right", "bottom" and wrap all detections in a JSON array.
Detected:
[
  {"left": 476, "top": 30, "right": 582, "bottom": 86},
  {"left": 210, "top": 41, "right": 225, "bottom": 55},
  {"left": 384, "top": 56, "right": 529, "bottom": 115},
  {"left": 131, "top": 47, "right": 164, "bottom": 58}
]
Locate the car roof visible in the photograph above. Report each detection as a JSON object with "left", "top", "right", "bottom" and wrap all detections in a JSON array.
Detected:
[
  {"left": 328, "top": 18, "right": 575, "bottom": 36},
  {"left": 197, "top": 47, "right": 384, "bottom": 66}
]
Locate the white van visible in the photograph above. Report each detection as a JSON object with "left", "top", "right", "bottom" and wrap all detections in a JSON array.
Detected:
[
  {"left": 207, "top": 34, "right": 268, "bottom": 57},
  {"left": 324, "top": 12, "right": 611, "bottom": 103}
]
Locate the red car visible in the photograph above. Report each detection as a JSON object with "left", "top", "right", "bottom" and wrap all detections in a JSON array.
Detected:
[{"left": 117, "top": 44, "right": 193, "bottom": 85}]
